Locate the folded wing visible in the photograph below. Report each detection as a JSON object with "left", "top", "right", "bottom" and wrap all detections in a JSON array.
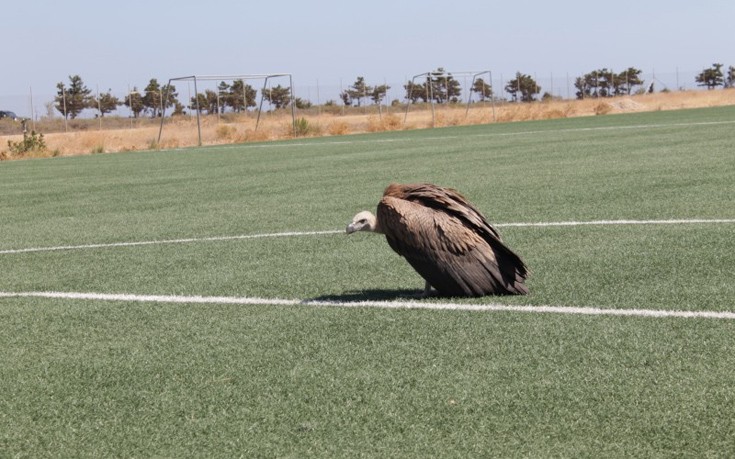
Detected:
[{"left": 377, "top": 183, "right": 528, "bottom": 296}]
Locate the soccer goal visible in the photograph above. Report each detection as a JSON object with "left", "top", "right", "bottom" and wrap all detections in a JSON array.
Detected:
[
  {"left": 157, "top": 73, "right": 296, "bottom": 146},
  {"left": 403, "top": 70, "right": 496, "bottom": 126}
]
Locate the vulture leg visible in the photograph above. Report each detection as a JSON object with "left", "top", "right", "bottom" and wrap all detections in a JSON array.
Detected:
[{"left": 422, "top": 280, "right": 433, "bottom": 298}]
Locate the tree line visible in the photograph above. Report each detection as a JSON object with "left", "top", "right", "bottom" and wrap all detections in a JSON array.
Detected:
[
  {"left": 53, "top": 63, "right": 735, "bottom": 119},
  {"left": 54, "top": 76, "right": 294, "bottom": 120}
]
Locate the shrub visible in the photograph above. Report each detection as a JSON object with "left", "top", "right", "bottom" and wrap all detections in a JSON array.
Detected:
[
  {"left": 216, "top": 124, "right": 237, "bottom": 140},
  {"left": 293, "top": 117, "right": 320, "bottom": 137},
  {"left": 7, "top": 130, "right": 47, "bottom": 156},
  {"left": 293, "top": 117, "right": 310, "bottom": 136},
  {"left": 594, "top": 102, "right": 612, "bottom": 115},
  {"left": 327, "top": 121, "right": 350, "bottom": 136}
]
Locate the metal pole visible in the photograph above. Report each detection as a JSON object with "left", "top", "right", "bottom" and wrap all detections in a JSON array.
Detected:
[
  {"left": 29, "top": 86, "right": 35, "bottom": 131},
  {"left": 403, "top": 77, "right": 413, "bottom": 123},
  {"left": 517, "top": 73, "right": 521, "bottom": 102},
  {"left": 316, "top": 79, "right": 321, "bottom": 116},
  {"left": 255, "top": 76, "right": 269, "bottom": 131},
  {"left": 157, "top": 79, "right": 172, "bottom": 144},
  {"left": 490, "top": 71, "right": 496, "bottom": 122},
  {"left": 243, "top": 81, "right": 247, "bottom": 115},
  {"left": 384, "top": 77, "right": 389, "bottom": 115},
  {"left": 289, "top": 74, "right": 296, "bottom": 136},
  {"left": 466, "top": 74, "right": 476, "bottom": 117},
  {"left": 97, "top": 85, "right": 102, "bottom": 131},
  {"left": 550, "top": 72, "right": 554, "bottom": 98},
  {"left": 429, "top": 75, "right": 435, "bottom": 127},
  {"left": 128, "top": 85, "right": 133, "bottom": 129},
  {"left": 62, "top": 89, "right": 68, "bottom": 132},
  {"left": 194, "top": 77, "right": 202, "bottom": 146}
]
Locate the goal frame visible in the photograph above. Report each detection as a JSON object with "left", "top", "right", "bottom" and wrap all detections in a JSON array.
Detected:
[
  {"left": 157, "top": 73, "right": 296, "bottom": 146},
  {"left": 403, "top": 70, "right": 496, "bottom": 126}
]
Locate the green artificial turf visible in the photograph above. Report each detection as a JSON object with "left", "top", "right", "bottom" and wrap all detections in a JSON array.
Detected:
[{"left": 1, "top": 106, "right": 734, "bottom": 457}]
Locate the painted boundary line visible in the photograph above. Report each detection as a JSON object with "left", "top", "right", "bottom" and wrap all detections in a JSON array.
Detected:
[
  {"left": 1, "top": 290, "right": 733, "bottom": 320},
  {"left": 1, "top": 219, "right": 733, "bottom": 255},
  {"left": 496, "top": 218, "right": 735, "bottom": 227},
  {"left": 0, "top": 230, "right": 342, "bottom": 255}
]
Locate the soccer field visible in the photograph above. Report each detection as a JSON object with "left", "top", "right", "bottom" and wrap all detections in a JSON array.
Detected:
[{"left": 1, "top": 107, "right": 734, "bottom": 457}]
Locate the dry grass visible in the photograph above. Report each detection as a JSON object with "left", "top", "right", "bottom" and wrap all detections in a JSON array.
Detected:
[{"left": 2, "top": 89, "right": 734, "bottom": 160}]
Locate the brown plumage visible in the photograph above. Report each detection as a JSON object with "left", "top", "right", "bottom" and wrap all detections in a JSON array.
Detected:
[{"left": 346, "top": 183, "right": 529, "bottom": 297}]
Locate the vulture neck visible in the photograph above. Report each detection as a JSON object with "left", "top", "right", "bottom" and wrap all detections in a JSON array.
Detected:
[{"left": 369, "top": 212, "right": 383, "bottom": 234}]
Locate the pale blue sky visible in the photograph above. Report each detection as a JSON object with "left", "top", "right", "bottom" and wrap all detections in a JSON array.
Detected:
[{"left": 3, "top": 0, "right": 733, "bottom": 114}]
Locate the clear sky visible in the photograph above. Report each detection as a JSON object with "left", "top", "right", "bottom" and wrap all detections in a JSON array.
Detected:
[{"left": 3, "top": 0, "right": 733, "bottom": 115}]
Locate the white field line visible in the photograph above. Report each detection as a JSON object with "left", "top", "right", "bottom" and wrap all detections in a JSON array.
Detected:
[
  {"left": 496, "top": 218, "right": 735, "bottom": 227},
  {"left": 1, "top": 219, "right": 734, "bottom": 255},
  {"left": 0, "top": 230, "right": 342, "bottom": 255},
  {"left": 1, "top": 290, "right": 733, "bottom": 320}
]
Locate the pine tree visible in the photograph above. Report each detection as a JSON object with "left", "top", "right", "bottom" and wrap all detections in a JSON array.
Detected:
[
  {"left": 471, "top": 78, "right": 493, "bottom": 101},
  {"left": 96, "top": 90, "right": 120, "bottom": 117},
  {"left": 262, "top": 85, "right": 291, "bottom": 109},
  {"left": 505, "top": 72, "right": 540, "bottom": 102},
  {"left": 123, "top": 88, "right": 145, "bottom": 118},
  {"left": 54, "top": 75, "right": 93, "bottom": 119},
  {"left": 696, "top": 64, "right": 725, "bottom": 89}
]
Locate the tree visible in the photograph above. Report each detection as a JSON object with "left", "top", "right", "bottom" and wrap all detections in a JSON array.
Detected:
[
  {"left": 574, "top": 68, "right": 644, "bottom": 99},
  {"left": 96, "top": 90, "right": 120, "bottom": 117},
  {"left": 142, "top": 78, "right": 162, "bottom": 117},
  {"left": 574, "top": 74, "right": 594, "bottom": 99},
  {"left": 370, "top": 84, "right": 390, "bottom": 105},
  {"left": 341, "top": 76, "right": 372, "bottom": 107},
  {"left": 340, "top": 90, "right": 353, "bottom": 107},
  {"left": 505, "top": 72, "right": 540, "bottom": 102},
  {"left": 55, "top": 75, "right": 93, "bottom": 119},
  {"left": 171, "top": 102, "right": 186, "bottom": 116},
  {"left": 217, "top": 81, "right": 231, "bottom": 114},
  {"left": 404, "top": 80, "right": 428, "bottom": 103},
  {"left": 123, "top": 88, "right": 145, "bottom": 118},
  {"left": 231, "top": 79, "right": 257, "bottom": 111},
  {"left": 216, "top": 80, "right": 257, "bottom": 113},
  {"left": 471, "top": 78, "right": 493, "bottom": 101},
  {"left": 574, "top": 69, "right": 613, "bottom": 98},
  {"left": 726, "top": 66, "right": 735, "bottom": 88},
  {"left": 695, "top": 63, "right": 724, "bottom": 89},
  {"left": 142, "top": 79, "right": 178, "bottom": 117},
  {"left": 189, "top": 90, "right": 219, "bottom": 114},
  {"left": 294, "top": 98, "right": 312, "bottom": 109},
  {"left": 617, "top": 67, "right": 644, "bottom": 95},
  {"left": 428, "top": 68, "right": 461, "bottom": 103},
  {"left": 262, "top": 85, "right": 291, "bottom": 109}
]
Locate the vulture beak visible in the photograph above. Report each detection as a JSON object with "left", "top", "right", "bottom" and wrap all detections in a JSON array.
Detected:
[{"left": 346, "top": 222, "right": 359, "bottom": 234}]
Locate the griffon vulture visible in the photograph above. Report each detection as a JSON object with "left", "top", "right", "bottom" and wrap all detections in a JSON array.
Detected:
[{"left": 346, "top": 183, "right": 529, "bottom": 297}]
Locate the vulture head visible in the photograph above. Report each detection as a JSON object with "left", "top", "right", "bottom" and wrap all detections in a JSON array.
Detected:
[{"left": 346, "top": 211, "right": 380, "bottom": 234}]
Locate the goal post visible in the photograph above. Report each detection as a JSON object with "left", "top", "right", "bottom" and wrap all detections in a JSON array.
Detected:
[{"left": 157, "top": 73, "right": 296, "bottom": 146}]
